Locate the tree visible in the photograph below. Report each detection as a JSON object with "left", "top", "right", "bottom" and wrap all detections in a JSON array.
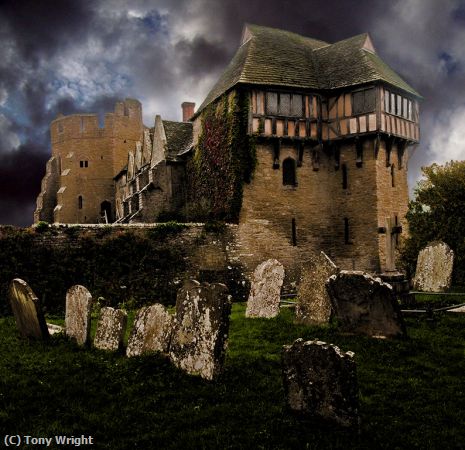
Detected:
[{"left": 400, "top": 160, "right": 465, "bottom": 285}]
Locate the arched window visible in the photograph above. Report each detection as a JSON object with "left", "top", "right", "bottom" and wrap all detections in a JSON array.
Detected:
[
  {"left": 78, "top": 196, "right": 83, "bottom": 209},
  {"left": 282, "top": 157, "right": 296, "bottom": 186}
]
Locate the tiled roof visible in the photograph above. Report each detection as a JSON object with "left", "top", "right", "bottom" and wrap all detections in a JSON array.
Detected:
[
  {"left": 196, "top": 24, "right": 420, "bottom": 115},
  {"left": 313, "top": 33, "right": 420, "bottom": 96},
  {"left": 162, "top": 120, "right": 193, "bottom": 159}
]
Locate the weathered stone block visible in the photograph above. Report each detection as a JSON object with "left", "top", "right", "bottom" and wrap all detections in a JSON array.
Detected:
[
  {"left": 295, "top": 252, "right": 339, "bottom": 325},
  {"left": 282, "top": 338, "right": 359, "bottom": 427},
  {"left": 126, "top": 303, "right": 173, "bottom": 357},
  {"left": 65, "top": 285, "right": 93, "bottom": 346},
  {"left": 169, "top": 280, "right": 231, "bottom": 380},
  {"left": 94, "top": 307, "right": 127, "bottom": 351},
  {"left": 9, "top": 278, "right": 49, "bottom": 339},
  {"left": 326, "top": 271, "right": 406, "bottom": 338},
  {"left": 246, "top": 259, "right": 284, "bottom": 318},
  {"left": 413, "top": 241, "right": 454, "bottom": 292}
]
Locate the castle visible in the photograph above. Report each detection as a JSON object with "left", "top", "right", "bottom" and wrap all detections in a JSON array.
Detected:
[{"left": 35, "top": 24, "right": 420, "bottom": 276}]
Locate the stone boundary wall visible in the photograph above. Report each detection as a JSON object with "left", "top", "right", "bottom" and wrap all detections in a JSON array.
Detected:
[
  {"left": 0, "top": 224, "right": 250, "bottom": 316},
  {"left": 0, "top": 221, "right": 320, "bottom": 317}
]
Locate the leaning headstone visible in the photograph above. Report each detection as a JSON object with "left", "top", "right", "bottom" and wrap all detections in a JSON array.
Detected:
[
  {"left": 169, "top": 280, "right": 231, "bottom": 380},
  {"left": 8, "top": 278, "right": 49, "bottom": 339},
  {"left": 282, "top": 338, "right": 359, "bottom": 428},
  {"left": 94, "top": 307, "right": 127, "bottom": 351},
  {"left": 245, "top": 259, "right": 285, "bottom": 318},
  {"left": 295, "top": 252, "right": 339, "bottom": 325},
  {"left": 326, "top": 271, "right": 406, "bottom": 338},
  {"left": 413, "top": 241, "right": 454, "bottom": 292},
  {"left": 65, "top": 285, "right": 93, "bottom": 346},
  {"left": 126, "top": 304, "right": 173, "bottom": 357}
]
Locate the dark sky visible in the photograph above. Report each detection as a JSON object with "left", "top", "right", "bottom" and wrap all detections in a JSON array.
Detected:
[{"left": 1, "top": 0, "right": 464, "bottom": 226}]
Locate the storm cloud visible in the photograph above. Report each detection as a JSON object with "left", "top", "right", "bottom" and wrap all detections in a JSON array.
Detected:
[{"left": 0, "top": 0, "right": 464, "bottom": 225}]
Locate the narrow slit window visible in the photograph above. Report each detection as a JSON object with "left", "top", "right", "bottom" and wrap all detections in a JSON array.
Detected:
[
  {"left": 291, "top": 218, "right": 297, "bottom": 246},
  {"left": 334, "top": 147, "right": 340, "bottom": 170},
  {"left": 356, "top": 140, "right": 363, "bottom": 167},
  {"left": 391, "top": 164, "right": 395, "bottom": 187},
  {"left": 344, "top": 218, "right": 350, "bottom": 244},
  {"left": 78, "top": 196, "right": 83, "bottom": 210},
  {"left": 342, "top": 164, "right": 348, "bottom": 189}
]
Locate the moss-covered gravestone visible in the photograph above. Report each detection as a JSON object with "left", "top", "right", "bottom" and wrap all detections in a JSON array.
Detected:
[
  {"left": 9, "top": 278, "right": 49, "bottom": 339},
  {"left": 65, "top": 285, "right": 93, "bottom": 346},
  {"left": 326, "top": 271, "right": 406, "bottom": 338},
  {"left": 282, "top": 338, "right": 359, "bottom": 428},
  {"left": 246, "top": 259, "right": 284, "bottom": 319},
  {"left": 126, "top": 304, "right": 173, "bottom": 357},
  {"left": 169, "top": 280, "right": 231, "bottom": 380},
  {"left": 94, "top": 307, "right": 127, "bottom": 351},
  {"left": 413, "top": 241, "right": 454, "bottom": 292},
  {"left": 295, "top": 252, "right": 339, "bottom": 325}
]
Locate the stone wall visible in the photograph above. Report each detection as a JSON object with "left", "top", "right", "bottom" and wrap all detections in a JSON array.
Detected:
[
  {"left": 0, "top": 224, "right": 248, "bottom": 316},
  {"left": 237, "top": 135, "right": 409, "bottom": 277}
]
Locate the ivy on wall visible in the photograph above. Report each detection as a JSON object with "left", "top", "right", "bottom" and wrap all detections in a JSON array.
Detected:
[{"left": 186, "top": 89, "right": 256, "bottom": 222}]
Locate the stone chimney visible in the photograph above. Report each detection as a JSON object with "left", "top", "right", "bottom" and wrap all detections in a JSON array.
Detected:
[{"left": 181, "top": 102, "right": 195, "bottom": 122}]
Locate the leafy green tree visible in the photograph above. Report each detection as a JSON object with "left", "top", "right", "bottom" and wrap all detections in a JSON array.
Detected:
[{"left": 400, "top": 161, "right": 465, "bottom": 284}]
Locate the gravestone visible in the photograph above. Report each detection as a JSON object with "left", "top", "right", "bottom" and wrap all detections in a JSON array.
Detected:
[
  {"left": 47, "top": 323, "right": 64, "bottom": 335},
  {"left": 65, "top": 285, "right": 93, "bottom": 346},
  {"left": 94, "top": 307, "right": 127, "bottom": 351},
  {"left": 126, "top": 304, "right": 173, "bottom": 357},
  {"left": 326, "top": 271, "right": 406, "bottom": 338},
  {"left": 245, "top": 259, "right": 285, "bottom": 318},
  {"left": 169, "top": 280, "right": 231, "bottom": 380},
  {"left": 8, "top": 278, "right": 49, "bottom": 339},
  {"left": 295, "top": 252, "right": 339, "bottom": 325},
  {"left": 282, "top": 338, "right": 359, "bottom": 428},
  {"left": 413, "top": 241, "right": 454, "bottom": 292}
]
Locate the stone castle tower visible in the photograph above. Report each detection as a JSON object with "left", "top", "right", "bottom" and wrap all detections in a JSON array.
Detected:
[{"left": 35, "top": 99, "right": 143, "bottom": 224}]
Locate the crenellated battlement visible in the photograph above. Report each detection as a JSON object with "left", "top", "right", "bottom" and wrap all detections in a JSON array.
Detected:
[{"left": 50, "top": 98, "right": 143, "bottom": 145}]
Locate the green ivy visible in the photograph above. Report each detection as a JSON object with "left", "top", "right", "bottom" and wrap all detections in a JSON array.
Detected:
[{"left": 187, "top": 89, "right": 256, "bottom": 222}]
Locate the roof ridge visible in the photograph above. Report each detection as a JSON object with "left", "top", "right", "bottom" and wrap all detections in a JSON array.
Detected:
[
  {"left": 162, "top": 119, "right": 192, "bottom": 125},
  {"left": 314, "top": 32, "right": 368, "bottom": 52}
]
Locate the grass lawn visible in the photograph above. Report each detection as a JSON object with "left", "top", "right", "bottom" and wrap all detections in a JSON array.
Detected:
[{"left": 1, "top": 303, "right": 464, "bottom": 449}]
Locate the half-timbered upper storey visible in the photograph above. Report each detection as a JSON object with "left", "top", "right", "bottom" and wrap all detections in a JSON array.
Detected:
[{"left": 194, "top": 24, "right": 420, "bottom": 144}]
